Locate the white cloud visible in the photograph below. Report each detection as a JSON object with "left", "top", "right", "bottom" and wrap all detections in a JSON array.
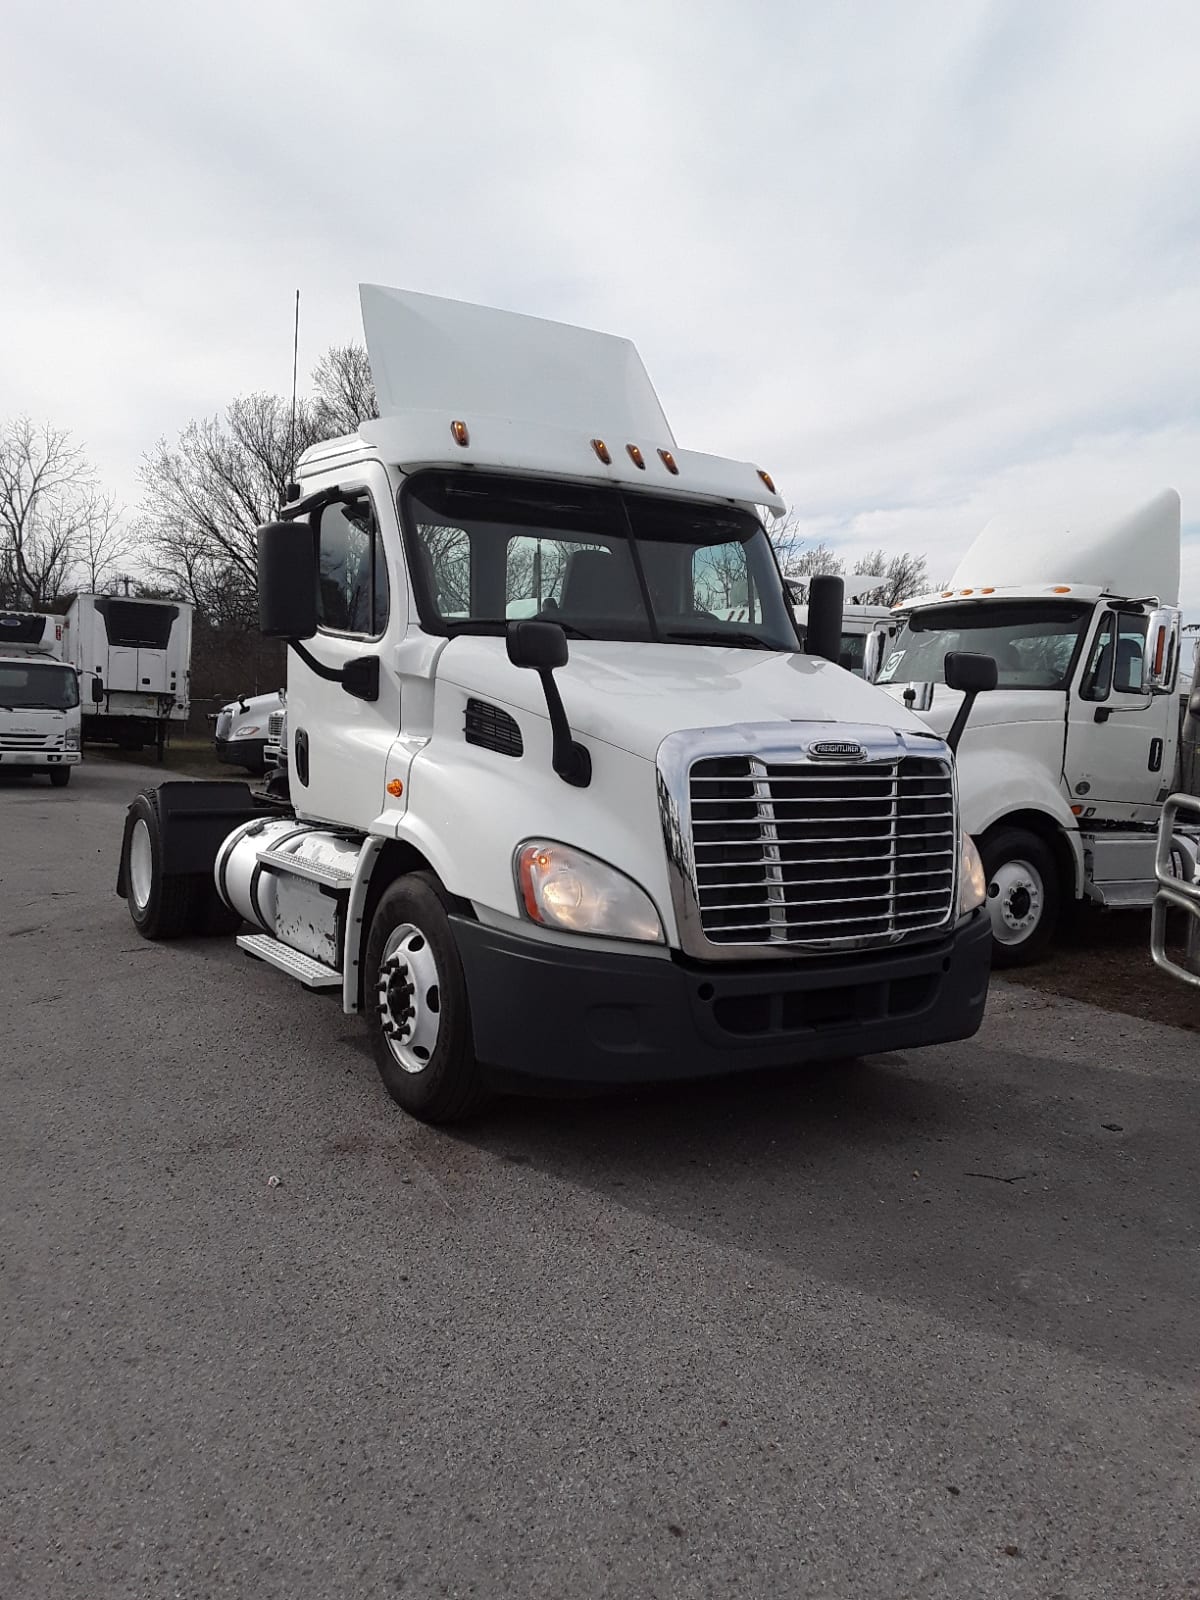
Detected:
[{"left": 1, "top": 0, "right": 1198, "bottom": 616}]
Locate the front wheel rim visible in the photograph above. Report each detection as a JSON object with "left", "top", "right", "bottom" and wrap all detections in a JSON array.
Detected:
[
  {"left": 987, "top": 858, "right": 1045, "bottom": 946},
  {"left": 377, "top": 922, "right": 442, "bottom": 1074},
  {"left": 129, "top": 819, "right": 153, "bottom": 912}
]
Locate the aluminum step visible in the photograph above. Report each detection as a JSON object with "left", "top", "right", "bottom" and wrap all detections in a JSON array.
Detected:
[
  {"left": 257, "top": 848, "right": 354, "bottom": 889},
  {"left": 236, "top": 932, "right": 341, "bottom": 988}
]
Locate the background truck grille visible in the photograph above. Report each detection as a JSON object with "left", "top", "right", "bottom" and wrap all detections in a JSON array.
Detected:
[
  {"left": 689, "top": 755, "right": 956, "bottom": 946},
  {"left": 0, "top": 733, "right": 57, "bottom": 751},
  {"left": 266, "top": 711, "right": 285, "bottom": 740}
]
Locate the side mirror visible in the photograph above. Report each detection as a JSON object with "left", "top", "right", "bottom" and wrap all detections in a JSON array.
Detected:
[
  {"left": 805, "top": 574, "right": 844, "bottom": 664},
  {"left": 506, "top": 620, "right": 569, "bottom": 673},
  {"left": 257, "top": 520, "right": 317, "bottom": 640},
  {"left": 944, "top": 652, "right": 998, "bottom": 695},
  {"left": 91, "top": 677, "right": 105, "bottom": 704},
  {"left": 943, "top": 651, "right": 997, "bottom": 753},
  {"left": 505, "top": 621, "right": 590, "bottom": 787},
  {"left": 1146, "top": 606, "right": 1180, "bottom": 693},
  {"left": 863, "top": 628, "right": 886, "bottom": 684}
]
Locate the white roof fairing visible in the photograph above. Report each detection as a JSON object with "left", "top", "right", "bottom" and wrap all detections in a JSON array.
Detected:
[{"left": 341, "top": 285, "right": 786, "bottom": 516}]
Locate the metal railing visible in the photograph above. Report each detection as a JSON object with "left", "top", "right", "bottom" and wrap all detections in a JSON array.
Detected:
[{"left": 1151, "top": 793, "right": 1200, "bottom": 990}]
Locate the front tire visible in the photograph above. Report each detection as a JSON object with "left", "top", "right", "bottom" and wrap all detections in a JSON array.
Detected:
[
  {"left": 364, "top": 873, "right": 487, "bottom": 1123},
  {"left": 49, "top": 767, "right": 71, "bottom": 787},
  {"left": 979, "top": 827, "right": 1060, "bottom": 967}
]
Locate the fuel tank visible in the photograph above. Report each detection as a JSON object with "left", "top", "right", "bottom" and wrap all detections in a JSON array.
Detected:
[{"left": 215, "top": 817, "right": 362, "bottom": 966}]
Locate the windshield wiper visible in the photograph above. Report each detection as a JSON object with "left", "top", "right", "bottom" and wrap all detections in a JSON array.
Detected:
[{"left": 661, "top": 629, "right": 785, "bottom": 651}]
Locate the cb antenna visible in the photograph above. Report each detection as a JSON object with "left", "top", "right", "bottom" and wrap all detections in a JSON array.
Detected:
[{"left": 287, "top": 288, "right": 301, "bottom": 501}]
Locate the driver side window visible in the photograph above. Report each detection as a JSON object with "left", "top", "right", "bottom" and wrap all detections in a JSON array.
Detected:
[{"left": 316, "top": 495, "right": 389, "bottom": 638}]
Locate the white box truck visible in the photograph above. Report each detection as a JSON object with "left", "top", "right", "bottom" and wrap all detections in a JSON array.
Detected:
[
  {"left": 0, "top": 610, "right": 82, "bottom": 786},
  {"left": 115, "top": 285, "right": 995, "bottom": 1123},
  {"left": 64, "top": 594, "right": 193, "bottom": 758},
  {"left": 867, "top": 494, "right": 1200, "bottom": 964}
]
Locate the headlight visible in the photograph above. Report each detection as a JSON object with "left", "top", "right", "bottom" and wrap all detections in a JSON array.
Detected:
[
  {"left": 233, "top": 724, "right": 262, "bottom": 739},
  {"left": 959, "top": 833, "right": 987, "bottom": 915},
  {"left": 516, "top": 842, "right": 664, "bottom": 943},
  {"left": 64, "top": 729, "right": 80, "bottom": 749}
]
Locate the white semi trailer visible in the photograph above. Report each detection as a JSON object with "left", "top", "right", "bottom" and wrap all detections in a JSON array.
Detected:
[
  {"left": 0, "top": 610, "right": 81, "bottom": 786},
  {"left": 64, "top": 593, "right": 192, "bottom": 758},
  {"left": 116, "top": 285, "right": 995, "bottom": 1123},
  {"left": 867, "top": 494, "right": 1200, "bottom": 964}
]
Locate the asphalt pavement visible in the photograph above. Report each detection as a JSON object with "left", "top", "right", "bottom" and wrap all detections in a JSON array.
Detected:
[{"left": 2, "top": 757, "right": 1198, "bottom": 1599}]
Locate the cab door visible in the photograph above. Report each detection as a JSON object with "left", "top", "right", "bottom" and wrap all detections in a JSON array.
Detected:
[
  {"left": 1065, "top": 608, "right": 1175, "bottom": 814},
  {"left": 285, "top": 462, "right": 405, "bottom": 830}
]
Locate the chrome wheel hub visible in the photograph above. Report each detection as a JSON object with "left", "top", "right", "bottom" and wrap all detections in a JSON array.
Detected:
[
  {"left": 377, "top": 923, "right": 441, "bottom": 1074},
  {"left": 129, "top": 819, "right": 153, "bottom": 912},
  {"left": 987, "top": 858, "right": 1044, "bottom": 946}
]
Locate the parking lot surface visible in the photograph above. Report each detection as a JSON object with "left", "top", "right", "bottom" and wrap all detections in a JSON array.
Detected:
[{"left": 3, "top": 758, "right": 1198, "bottom": 1598}]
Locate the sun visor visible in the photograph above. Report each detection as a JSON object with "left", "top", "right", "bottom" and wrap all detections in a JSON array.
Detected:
[{"left": 359, "top": 284, "right": 676, "bottom": 445}]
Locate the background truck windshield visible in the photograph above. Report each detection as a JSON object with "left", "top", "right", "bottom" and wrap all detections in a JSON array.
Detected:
[
  {"left": 0, "top": 662, "right": 80, "bottom": 710},
  {"left": 400, "top": 472, "right": 799, "bottom": 650},
  {"left": 878, "top": 600, "right": 1092, "bottom": 690}
]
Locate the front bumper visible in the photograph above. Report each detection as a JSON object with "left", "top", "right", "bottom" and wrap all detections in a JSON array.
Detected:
[
  {"left": 0, "top": 749, "right": 80, "bottom": 767},
  {"left": 215, "top": 737, "right": 267, "bottom": 770},
  {"left": 452, "top": 910, "right": 992, "bottom": 1086}
]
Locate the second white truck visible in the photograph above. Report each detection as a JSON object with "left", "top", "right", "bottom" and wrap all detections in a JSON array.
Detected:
[{"left": 870, "top": 492, "right": 1200, "bottom": 963}]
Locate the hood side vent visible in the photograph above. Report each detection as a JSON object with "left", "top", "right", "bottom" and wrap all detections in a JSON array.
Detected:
[{"left": 465, "top": 698, "right": 523, "bottom": 758}]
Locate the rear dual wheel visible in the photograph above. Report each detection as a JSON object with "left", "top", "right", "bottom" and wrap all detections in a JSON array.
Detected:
[{"left": 122, "top": 789, "right": 243, "bottom": 940}]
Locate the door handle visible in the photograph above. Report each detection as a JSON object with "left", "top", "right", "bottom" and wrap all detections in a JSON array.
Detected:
[
  {"left": 294, "top": 728, "right": 309, "bottom": 787},
  {"left": 1149, "top": 737, "right": 1164, "bottom": 773}
]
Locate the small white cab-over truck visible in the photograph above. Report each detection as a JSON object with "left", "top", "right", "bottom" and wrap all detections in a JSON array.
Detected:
[
  {"left": 116, "top": 286, "right": 995, "bottom": 1122},
  {"left": 0, "top": 610, "right": 82, "bottom": 785}
]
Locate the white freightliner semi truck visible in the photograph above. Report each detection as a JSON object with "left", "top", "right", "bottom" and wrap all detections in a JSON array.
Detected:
[
  {"left": 865, "top": 493, "right": 1200, "bottom": 964},
  {"left": 116, "top": 286, "right": 995, "bottom": 1123},
  {"left": 0, "top": 610, "right": 82, "bottom": 785},
  {"left": 63, "top": 592, "right": 193, "bottom": 758}
]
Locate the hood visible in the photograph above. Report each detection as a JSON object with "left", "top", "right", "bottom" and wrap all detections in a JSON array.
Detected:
[
  {"left": 881, "top": 682, "right": 1064, "bottom": 739},
  {"left": 437, "top": 638, "right": 939, "bottom": 761}
]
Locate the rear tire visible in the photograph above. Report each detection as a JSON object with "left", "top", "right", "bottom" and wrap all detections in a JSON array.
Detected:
[
  {"left": 364, "top": 873, "right": 488, "bottom": 1123},
  {"left": 979, "top": 827, "right": 1060, "bottom": 967},
  {"left": 49, "top": 767, "right": 71, "bottom": 788},
  {"left": 121, "top": 788, "right": 239, "bottom": 940}
]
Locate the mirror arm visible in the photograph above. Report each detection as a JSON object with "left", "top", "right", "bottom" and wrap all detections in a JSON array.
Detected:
[
  {"left": 538, "top": 670, "right": 591, "bottom": 787},
  {"left": 289, "top": 640, "right": 342, "bottom": 683},
  {"left": 946, "top": 691, "right": 979, "bottom": 753}
]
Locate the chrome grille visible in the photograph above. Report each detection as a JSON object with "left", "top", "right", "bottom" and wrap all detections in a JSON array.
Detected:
[
  {"left": 689, "top": 755, "right": 956, "bottom": 946},
  {"left": 266, "top": 711, "right": 285, "bottom": 740},
  {"left": 0, "top": 733, "right": 57, "bottom": 751}
]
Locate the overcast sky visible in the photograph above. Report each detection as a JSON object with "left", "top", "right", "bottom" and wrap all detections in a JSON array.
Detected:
[{"left": 3, "top": 0, "right": 1198, "bottom": 617}]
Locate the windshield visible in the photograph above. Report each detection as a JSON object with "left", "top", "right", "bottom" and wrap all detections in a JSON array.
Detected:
[
  {"left": 878, "top": 601, "right": 1092, "bottom": 691},
  {"left": 0, "top": 662, "right": 80, "bottom": 710},
  {"left": 399, "top": 472, "right": 800, "bottom": 650}
]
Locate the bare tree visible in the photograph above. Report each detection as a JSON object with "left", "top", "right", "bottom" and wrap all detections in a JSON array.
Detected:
[
  {"left": 853, "top": 548, "right": 931, "bottom": 606},
  {"left": 78, "top": 494, "right": 135, "bottom": 592},
  {"left": 313, "top": 344, "right": 379, "bottom": 438},
  {"left": 138, "top": 393, "right": 326, "bottom": 626},
  {"left": 0, "top": 417, "right": 125, "bottom": 608},
  {"left": 787, "top": 542, "right": 846, "bottom": 580}
]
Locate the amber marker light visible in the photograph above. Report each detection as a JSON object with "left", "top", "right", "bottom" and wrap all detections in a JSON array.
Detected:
[
  {"left": 757, "top": 469, "right": 777, "bottom": 494},
  {"left": 591, "top": 439, "right": 612, "bottom": 464},
  {"left": 1051, "top": 585, "right": 1071, "bottom": 593},
  {"left": 386, "top": 779, "right": 403, "bottom": 798},
  {"left": 626, "top": 444, "right": 646, "bottom": 469},
  {"left": 658, "top": 448, "right": 679, "bottom": 475},
  {"left": 981, "top": 586, "right": 996, "bottom": 594},
  {"left": 451, "top": 420, "right": 470, "bottom": 447}
]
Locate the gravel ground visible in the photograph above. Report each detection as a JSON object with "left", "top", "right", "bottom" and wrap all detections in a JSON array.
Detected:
[{"left": 2, "top": 757, "right": 1198, "bottom": 1599}]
